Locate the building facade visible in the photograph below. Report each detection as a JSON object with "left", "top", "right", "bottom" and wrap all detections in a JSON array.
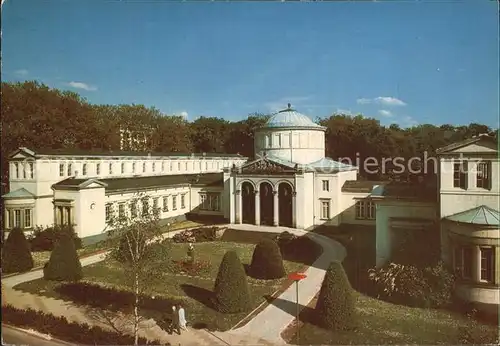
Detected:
[{"left": 3, "top": 107, "right": 498, "bottom": 311}]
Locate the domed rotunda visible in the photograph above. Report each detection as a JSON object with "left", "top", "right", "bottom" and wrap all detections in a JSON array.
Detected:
[{"left": 254, "top": 104, "right": 326, "bottom": 164}]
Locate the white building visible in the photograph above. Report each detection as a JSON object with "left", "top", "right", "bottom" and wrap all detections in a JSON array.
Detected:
[{"left": 3, "top": 106, "right": 498, "bottom": 312}]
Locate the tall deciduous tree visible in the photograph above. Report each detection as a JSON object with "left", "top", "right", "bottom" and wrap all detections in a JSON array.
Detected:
[{"left": 106, "top": 193, "right": 167, "bottom": 346}]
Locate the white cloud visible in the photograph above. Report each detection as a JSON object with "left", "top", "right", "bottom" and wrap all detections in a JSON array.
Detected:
[
  {"left": 378, "top": 109, "right": 393, "bottom": 117},
  {"left": 335, "top": 108, "right": 353, "bottom": 115},
  {"left": 357, "top": 96, "right": 407, "bottom": 106},
  {"left": 66, "top": 81, "right": 97, "bottom": 91},
  {"left": 14, "top": 69, "right": 29, "bottom": 76},
  {"left": 179, "top": 111, "right": 188, "bottom": 119}
]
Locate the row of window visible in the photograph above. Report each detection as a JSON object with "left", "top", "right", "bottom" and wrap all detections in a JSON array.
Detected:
[
  {"left": 355, "top": 201, "right": 376, "bottom": 220},
  {"left": 6, "top": 208, "right": 33, "bottom": 229},
  {"left": 200, "top": 193, "right": 221, "bottom": 211},
  {"left": 454, "top": 245, "right": 496, "bottom": 283},
  {"left": 59, "top": 160, "right": 234, "bottom": 177},
  {"left": 10, "top": 162, "right": 35, "bottom": 180},
  {"left": 453, "top": 161, "right": 492, "bottom": 190},
  {"left": 105, "top": 194, "right": 188, "bottom": 222},
  {"left": 262, "top": 133, "right": 321, "bottom": 149}
]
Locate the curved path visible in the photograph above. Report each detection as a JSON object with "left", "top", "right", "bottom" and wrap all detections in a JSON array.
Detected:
[
  {"left": 2, "top": 225, "right": 345, "bottom": 345},
  {"left": 214, "top": 224, "right": 346, "bottom": 345}
]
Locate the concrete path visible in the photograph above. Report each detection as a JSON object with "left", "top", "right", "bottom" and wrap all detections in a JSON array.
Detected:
[
  {"left": 215, "top": 224, "right": 346, "bottom": 344},
  {"left": 2, "top": 224, "right": 346, "bottom": 345}
]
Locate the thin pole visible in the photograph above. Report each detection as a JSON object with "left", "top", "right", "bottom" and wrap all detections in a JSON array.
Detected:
[{"left": 296, "top": 280, "right": 300, "bottom": 344}]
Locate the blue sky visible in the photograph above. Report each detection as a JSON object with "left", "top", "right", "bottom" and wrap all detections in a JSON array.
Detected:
[{"left": 2, "top": 0, "right": 498, "bottom": 128}]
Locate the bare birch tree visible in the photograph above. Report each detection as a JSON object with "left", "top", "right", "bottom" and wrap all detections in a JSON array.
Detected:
[{"left": 107, "top": 192, "right": 168, "bottom": 346}]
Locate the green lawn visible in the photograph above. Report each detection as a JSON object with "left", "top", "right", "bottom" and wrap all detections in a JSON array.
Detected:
[
  {"left": 282, "top": 292, "right": 499, "bottom": 345},
  {"left": 16, "top": 235, "right": 314, "bottom": 331},
  {"left": 285, "top": 225, "right": 499, "bottom": 345}
]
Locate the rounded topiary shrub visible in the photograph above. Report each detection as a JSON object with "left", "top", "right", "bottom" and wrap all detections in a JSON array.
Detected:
[
  {"left": 249, "top": 239, "right": 286, "bottom": 279},
  {"left": 44, "top": 231, "right": 82, "bottom": 281},
  {"left": 2, "top": 227, "right": 34, "bottom": 274},
  {"left": 213, "top": 251, "right": 251, "bottom": 313},
  {"left": 315, "top": 261, "right": 356, "bottom": 330}
]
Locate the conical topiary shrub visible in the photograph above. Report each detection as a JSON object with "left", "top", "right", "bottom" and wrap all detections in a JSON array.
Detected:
[
  {"left": 43, "top": 231, "right": 82, "bottom": 281},
  {"left": 249, "top": 239, "right": 286, "bottom": 279},
  {"left": 315, "top": 261, "right": 356, "bottom": 330},
  {"left": 213, "top": 251, "right": 251, "bottom": 313},
  {"left": 2, "top": 227, "right": 34, "bottom": 274}
]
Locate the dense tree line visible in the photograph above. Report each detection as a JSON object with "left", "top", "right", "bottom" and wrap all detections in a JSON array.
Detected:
[{"left": 1, "top": 80, "right": 497, "bottom": 193}]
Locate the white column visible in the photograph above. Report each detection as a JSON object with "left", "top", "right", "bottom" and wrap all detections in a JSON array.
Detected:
[
  {"left": 4, "top": 208, "right": 9, "bottom": 229},
  {"left": 273, "top": 191, "right": 279, "bottom": 226},
  {"left": 255, "top": 190, "right": 260, "bottom": 226},
  {"left": 292, "top": 191, "right": 297, "bottom": 228},
  {"left": 235, "top": 190, "right": 242, "bottom": 224},
  {"left": 473, "top": 245, "right": 481, "bottom": 282}
]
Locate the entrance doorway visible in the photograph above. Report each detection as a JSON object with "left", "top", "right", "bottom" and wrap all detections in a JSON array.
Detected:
[
  {"left": 259, "top": 182, "right": 274, "bottom": 225},
  {"left": 241, "top": 182, "right": 255, "bottom": 224},
  {"left": 278, "top": 183, "right": 293, "bottom": 227}
]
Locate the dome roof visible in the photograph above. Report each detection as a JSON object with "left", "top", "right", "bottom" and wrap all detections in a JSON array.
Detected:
[{"left": 263, "top": 104, "right": 324, "bottom": 129}]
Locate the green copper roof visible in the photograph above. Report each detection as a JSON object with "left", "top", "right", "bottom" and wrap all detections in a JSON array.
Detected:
[
  {"left": 2, "top": 188, "right": 35, "bottom": 199},
  {"left": 263, "top": 104, "right": 325, "bottom": 129},
  {"left": 445, "top": 205, "right": 500, "bottom": 226}
]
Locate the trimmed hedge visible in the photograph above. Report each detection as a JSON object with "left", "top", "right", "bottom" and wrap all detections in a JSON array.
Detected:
[
  {"left": 316, "top": 261, "right": 356, "bottom": 330},
  {"left": 55, "top": 281, "right": 185, "bottom": 312},
  {"left": 213, "top": 251, "right": 251, "bottom": 313},
  {"left": 249, "top": 239, "right": 286, "bottom": 279},
  {"left": 43, "top": 231, "right": 82, "bottom": 281},
  {"left": 30, "top": 225, "right": 82, "bottom": 251},
  {"left": 2, "top": 227, "right": 34, "bottom": 274},
  {"left": 2, "top": 304, "right": 166, "bottom": 345}
]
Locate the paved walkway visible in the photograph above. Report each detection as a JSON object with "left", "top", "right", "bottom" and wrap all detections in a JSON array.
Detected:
[
  {"left": 214, "top": 224, "right": 346, "bottom": 344},
  {"left": 2, "top": 224, "right": 346, "bottom": 345}
]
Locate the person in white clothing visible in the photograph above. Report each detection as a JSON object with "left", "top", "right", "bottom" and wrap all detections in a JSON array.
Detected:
[{"left": 178, "top": 303, "right": 188, "bottom": 331}]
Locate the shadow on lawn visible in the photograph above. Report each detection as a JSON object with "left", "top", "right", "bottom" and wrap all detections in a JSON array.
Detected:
[{"left": 180, "top": 284, "right": 215, "bottom": 310}]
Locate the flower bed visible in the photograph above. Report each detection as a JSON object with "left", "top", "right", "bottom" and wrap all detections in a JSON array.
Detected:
[
  {"left": 172, "top": 226, "right": 225, "bottom": 243},
  {"left": 169, "top": 259, "right": 212, "bottom": 276},
  {"left": 2, "top": 304, "right": 166, "bottom": 345}
]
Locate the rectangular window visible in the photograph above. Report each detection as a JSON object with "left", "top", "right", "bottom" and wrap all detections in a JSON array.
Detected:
[
  {"left": 200, "top": 194, "right": 207, "bottom": 209},
  {"left": 163, "top": 196, "right": 169, "bottom": 212},
  {"left": 161, "top": 161, "right": 165, "bottom": 172},
  {"left": 118, "top": 203, "right": 125, "bottom": 219},
  {"left": 321, "top": 200, "right": 330, "bottom": 220},
  {"left": 109, "top": 163, "right": 113, "bottom": 174},
  {"left": 205, "top": 162, "right": 208, "bottom": 170},
  {"left": 29, "top": 162, "right": 34, "bottom": 179},
  {"left": 96, "top": 163, "right": 100, "bottom": 175},
  {"left": 13, "top": 163, "right": 18, "bottom": 179},
  {"left": 153, "top": 162, "right": 156, "bottom": 172},
  {"left": 198, "top": 162, "right": 202, "bottom": 170},
  {"left": 14, "top": 210, "right": 21, "bottom": 228},
  {"left": 23, "top": 163, "right": 27, "bottom": 179},
  {"left": 153, "top": 197, "right": 159, "bottom": 212},
  {"left": 480, "top": 247, "right": 494, "bottom": 282},
  {"left": 105, "top": 204, "right": 112, "bottom": 223},
  {"left": 142, "top": 199, "right": 149, "bottom": 216},
  {"left": 67, "top": 163, "right": 72, "bottom": 176},
  {"left": 185, "top": 162, "right": 188, "bottom": 171},
  {"left": 181, "top": 194, "right": 186, "bottom": 209},
  {"left": 132, "top": 162, "right": 136, "bottom": 173},
  {"left": 172, "top": 195, "right": 177, "bottom": 210},
  {"left": 170, "top": 162, "right": 173, "bottom": 171},
  {"left": 60, "top": 163, "right": 65, "bottom": 177},
  {"left": 453, "top": 162, "right": 467, "bottom": 189},
  {"left": 355, "top": 201, "right": 376, "bottom": 220},
  {"left": 476, "top": 161, "right": 491, "bottom": 189},
  {"left": 178, "top": 162, "right": 181, "bottom": 171},
  {"left": 211, "top": 194, "right": 220, "bottom": 211},
  {"left": 130, "top": 202, "right": 137, "bottom": 218},
  {"left": 121, "top": 162, "right": 125, "bottom": 174},
  {"left": 462, "top": 247, "right": 473, "bottom": 279},
  {"left": 322, "top": 180, "right": 329, "bottom": 191},
  {"left": 82, "top": 163, "right": 87, "bottom": 176},
  {"left": 143, "top": 162, "right": 146, "bottom": 172},
  {"left": 24, "top": 209, "right": 32, "bottom": 228}
]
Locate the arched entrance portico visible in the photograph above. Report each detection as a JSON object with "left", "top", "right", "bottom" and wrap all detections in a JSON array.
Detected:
[
  {"left": 241, "top": 182, "right": 255, "bottom": 224},
  {"left": 278, "top": 183, "right": 293, "bottom": 227},
  {"left": 259, "top": 182, "right": 274, "bottom": 226}
]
